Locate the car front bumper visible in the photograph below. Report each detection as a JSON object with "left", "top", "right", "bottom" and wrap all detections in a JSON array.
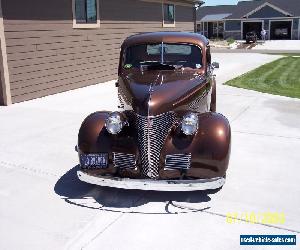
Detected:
[{"left": 77, "top": 170, "right": 225, "bottom": 191}]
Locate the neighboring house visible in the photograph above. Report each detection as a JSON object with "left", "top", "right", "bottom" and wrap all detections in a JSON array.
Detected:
[
  {"left": 0, "top": 0, "right": 202, "bottom": 105},
  {"left": 196, "top": 0, "right": 300, "bottom": 40}
]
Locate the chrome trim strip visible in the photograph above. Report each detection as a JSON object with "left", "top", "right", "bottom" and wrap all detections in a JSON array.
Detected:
[
  {"left": 113, "top": 152, "right": 136, "bottom": 169},
  {"left": 165, "top": 153, "right": 192, "bottom": 170},
  {"left": 77, "top": 171, "right": 225, "bottom": 191}
]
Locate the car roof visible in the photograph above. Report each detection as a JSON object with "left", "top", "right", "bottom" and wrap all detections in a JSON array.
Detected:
[{"left": 121, "top": 32, "right": 209, "bottom": 49}]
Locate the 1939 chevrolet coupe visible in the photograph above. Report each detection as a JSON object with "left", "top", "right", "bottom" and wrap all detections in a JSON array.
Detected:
[{"left": 76, "top": 32, "right": 231, "bottom": 191}]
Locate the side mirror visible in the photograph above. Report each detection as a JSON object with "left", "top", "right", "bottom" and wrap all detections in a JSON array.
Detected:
[{"left": 212, "top": 62, "right": 219, "bottom": 69}]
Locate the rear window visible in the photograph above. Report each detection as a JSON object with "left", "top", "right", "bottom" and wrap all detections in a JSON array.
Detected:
[
  {"left": 124, "top": 43, "right": 202, "bottom": 69},
  {"left": 147, "top": 44, "right": 192, "bottom": 55}
]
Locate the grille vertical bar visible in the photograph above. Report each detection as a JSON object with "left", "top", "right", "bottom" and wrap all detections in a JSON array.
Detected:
[{"left": 136, "top": 112, "right": 177, "bottom": 179}]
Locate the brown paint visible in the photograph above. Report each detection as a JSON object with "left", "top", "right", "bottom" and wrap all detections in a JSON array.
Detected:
[{"left": 78, "top": 31, "right": 231, "bottom": 180}]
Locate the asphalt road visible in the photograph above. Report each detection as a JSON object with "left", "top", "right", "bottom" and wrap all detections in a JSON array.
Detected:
[{"left": 0, "top": 53, "right": 299, "bottom": 250}]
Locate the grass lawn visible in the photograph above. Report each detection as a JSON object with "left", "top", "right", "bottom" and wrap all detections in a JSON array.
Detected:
[{"left": 225, "top": 56, "right": 300, "bottom": 98}]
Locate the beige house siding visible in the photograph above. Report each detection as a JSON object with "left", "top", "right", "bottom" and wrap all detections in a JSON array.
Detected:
[
  {"left": 0, "top": 62, "right": 3, "bottom": 105},
  {"left": 0, "top": 42, "right": 4, "bottom": 105},
  {"left": 1, "top": 0, "right": 193, "bottom": 104}
]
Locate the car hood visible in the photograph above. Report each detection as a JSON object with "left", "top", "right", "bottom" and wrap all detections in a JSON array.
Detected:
[{"left": 119, "top": 69, "right": 207, "bottom": 116}]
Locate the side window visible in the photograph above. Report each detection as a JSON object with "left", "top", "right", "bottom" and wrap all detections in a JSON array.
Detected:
[
  {"left": 163, "top": 3, "right": 175, "bottom": 27},
  {"left": 206, "top": 46, "right": 211, "bottom": 65},
  {"left": 73, "top": 0, "right": 100, "bottom": 28}
]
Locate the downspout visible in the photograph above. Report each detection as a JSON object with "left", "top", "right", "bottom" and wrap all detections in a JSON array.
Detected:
[
  {"left": 194, "top": 1, "right": 205, "bottom": 33},
  {"left": 193, "top": 5, "right": 197, "bottom": 32}
]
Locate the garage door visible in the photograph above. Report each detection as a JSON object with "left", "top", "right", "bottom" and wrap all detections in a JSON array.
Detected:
[
  {"left": 270, "top": 20, "right": 292, "bottom": 40},
  {"left": 243, "top": 22, "right": 262, "bottom": 40}
]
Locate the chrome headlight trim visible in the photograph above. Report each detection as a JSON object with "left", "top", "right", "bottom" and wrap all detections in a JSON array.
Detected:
[
  {"left": 105, "top": 112, "right": 127, "bottom": 135},
  {"left": 181, "top": 112, "right": 198, "bottom": 135}
]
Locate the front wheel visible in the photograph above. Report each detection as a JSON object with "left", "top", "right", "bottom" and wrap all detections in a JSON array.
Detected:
[{"left": 210, "top": 78, "right": 216, "bottom": 112}]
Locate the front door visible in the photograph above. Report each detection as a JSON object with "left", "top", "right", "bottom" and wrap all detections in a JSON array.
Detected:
[{"left": 208, "top": 22, "right": 213, "bottom": 39}]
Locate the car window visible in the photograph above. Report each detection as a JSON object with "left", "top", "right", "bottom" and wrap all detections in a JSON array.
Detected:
[
  {"left": 147, "top": 44, "right": 192, "bottom": 55},
  {"left": 206, "top": 46, "right": 211, "bottom": 65},
  {"left": 124, "top": 43, "right": 202, "bottom": 69}
]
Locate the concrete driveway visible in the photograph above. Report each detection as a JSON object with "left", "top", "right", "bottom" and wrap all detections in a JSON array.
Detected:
[{"left": 0, "top": 53, "right": 299, "bottom": 250}]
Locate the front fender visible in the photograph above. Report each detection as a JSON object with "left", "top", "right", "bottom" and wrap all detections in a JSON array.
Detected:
[
  {"left": 78, "top": 111, "right": 110, "bottom": 154},
  {"left": 77, "top": 111, "right": 139, "bottom": 176},
  {"left": 160, "top": 112, "right": 231, "bottom": 179},
  {"left": 78, "top": 111, "right": 138, "bottom": 154}
]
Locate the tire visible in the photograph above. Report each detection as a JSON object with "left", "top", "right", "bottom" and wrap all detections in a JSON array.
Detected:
[{"left": 210, "top": 78, "right": 216, "bottom": 112}]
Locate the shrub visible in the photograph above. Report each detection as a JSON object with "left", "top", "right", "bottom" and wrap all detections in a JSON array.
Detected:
[{"left": 227, "top": 37, "right": 235, "bottom": 45}]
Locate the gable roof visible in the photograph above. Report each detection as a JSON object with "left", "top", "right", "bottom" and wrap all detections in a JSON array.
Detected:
[
  {"left": 243, "top": 2, "right": 293, "bottom": 17},
  {"left": 197, "top": 0, "right": 300, "bottom": 21},
  {"left": 266, "top": 0, "right": 300, "bottom": 16},
  {"left": 197, "top": 5, "right": 236, "bottom": 20}
]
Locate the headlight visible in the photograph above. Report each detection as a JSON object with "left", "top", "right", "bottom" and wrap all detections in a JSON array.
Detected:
[
  {"left": 105, "top": 112, "right": 127, "bottom": 134},
  {"left": 181, "top": 113, "right": 198, "bottom": 135}
]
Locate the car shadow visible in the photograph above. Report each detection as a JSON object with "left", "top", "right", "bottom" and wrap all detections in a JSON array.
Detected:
[{"left": 54, "top": 165, "right": 222, "bottom": 214}]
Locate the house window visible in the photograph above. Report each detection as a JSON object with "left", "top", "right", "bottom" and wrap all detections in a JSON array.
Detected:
[
  {"left": 73, "top": 0, "right": 100, "bottom": 28},
  {"left": 163, "top": 3, "right": 175, "bottom": 27},
  {"left": 218, "top": 22, "right": 224, "bottom": 38},
  {"left": 213, "top": 22, "right": 218, "bottom": 37},
  {"left": 197, "top": 23, "right": 203, "bottom": 33}
]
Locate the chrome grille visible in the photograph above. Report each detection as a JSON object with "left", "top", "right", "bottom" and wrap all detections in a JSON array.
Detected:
[
  {"left": 136, "top": 112, "right": 177, "bottom": 179},
  {"left": 188, "top": 92, "right": 206, "bottom": 111},
  {"left": 113, "top": 152, "right": 136, "bottom": 169},
  {"left": 117, "top": 92, "right": 125, "bottom": 109},
  {"left": 165, "top": 154, "right": 191, "bottom": 170}
]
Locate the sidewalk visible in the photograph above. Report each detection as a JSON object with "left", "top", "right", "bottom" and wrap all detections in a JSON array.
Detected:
[{"left": 213, "top": 40, "right": 300, "bottom": 54}]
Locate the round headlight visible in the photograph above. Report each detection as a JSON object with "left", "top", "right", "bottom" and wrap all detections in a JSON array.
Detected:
[
  {"left": 181, "top": 113, "right": 198, "bottom": 135},
  {"left": 105, "top": 112, "right": 126, "bottom": 134}
]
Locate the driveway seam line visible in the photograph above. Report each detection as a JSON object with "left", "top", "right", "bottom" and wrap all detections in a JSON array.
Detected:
[
  {"left": 172, "top": 202, "right": 300, "bottom": 234},
  {"left": 81, "top": 193, "right": 146, "bottom": 249},
  {"left": 231, "top": 105, "right": 251, "bottom": 123},
  {"left": 0, "top": 160, "right": 59, "bottom": 178},
  {"left": 82, "top": 213, "right": 124, "bottom": 250}
]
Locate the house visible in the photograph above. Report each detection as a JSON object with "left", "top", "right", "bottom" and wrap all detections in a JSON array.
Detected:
[
  {"left": 0, "top": 0, "right": 202, "bottom": 105},
  {"left": 196, "top": 0, "right": 300, "bottom": 40}
]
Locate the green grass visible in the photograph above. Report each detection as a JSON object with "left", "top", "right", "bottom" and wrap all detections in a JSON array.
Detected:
[
  {"left": 225, "top": 56, "right": 300, "bottom": 99},
  {"left": 226, "top": 37, "right": 235, "bottom": 45}
]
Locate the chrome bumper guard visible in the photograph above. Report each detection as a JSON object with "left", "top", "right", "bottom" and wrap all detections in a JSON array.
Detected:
[{"left": 77, "top": 171, "right": 225, "bottom": 191}]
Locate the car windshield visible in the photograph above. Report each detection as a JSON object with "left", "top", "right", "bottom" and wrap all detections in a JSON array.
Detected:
[{"left": 123, "top": 43, "right": 202, "bottom": 70}]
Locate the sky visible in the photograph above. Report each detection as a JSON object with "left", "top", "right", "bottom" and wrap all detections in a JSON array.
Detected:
[{"left": 203, "top": 0, "right": 251, "bottom": 6}]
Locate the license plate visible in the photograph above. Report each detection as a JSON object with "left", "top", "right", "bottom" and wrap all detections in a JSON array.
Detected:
[{"left": 80, "top": 153, "right": 108, "bottom": 169}]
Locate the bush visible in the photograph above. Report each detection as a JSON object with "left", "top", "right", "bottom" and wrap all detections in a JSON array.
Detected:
[{"left": 227, "top": 37, "right": 235, "bottom": 45}]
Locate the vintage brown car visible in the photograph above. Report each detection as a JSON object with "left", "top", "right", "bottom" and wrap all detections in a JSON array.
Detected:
[{"left": 76, "top": 32, "right": 231, "bottom": 191}]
